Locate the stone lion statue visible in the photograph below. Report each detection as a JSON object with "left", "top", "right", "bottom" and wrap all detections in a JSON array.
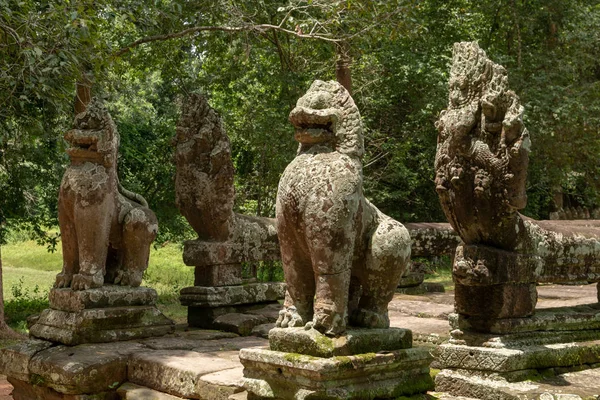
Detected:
[
  {"left": 275, "top": 80, "right": 411, "bottom": 336},
  {"left": 54, "top": 99, "right": 158, "bottom": 291}
]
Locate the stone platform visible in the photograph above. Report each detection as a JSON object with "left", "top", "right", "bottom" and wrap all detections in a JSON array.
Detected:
[
  {"left": 435, "top": 296, "right": 600, "bottom": 399},
  {"left": 241, "top": 327, "right": 433, "bottom": 399},
  {"left": 181, "top": 283, "right": 286, "bottom": 335},
  {"left": 29, "top": 286, "right": 174, "bottom": 345},
  {"left": 0, "top": 329, "right": 267, "bottom": 400}
]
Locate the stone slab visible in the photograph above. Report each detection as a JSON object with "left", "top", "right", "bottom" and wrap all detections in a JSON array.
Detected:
[
  {"left": 197, "top": 367, "right": 244, "bottom": 400},
  {"left": 240, "top": 347, "right": 433, "bottom": 399},
  {"left": 435, "top": 368, "right": 600, "bottom": 400},
  {"left": 30, "top": 305, "right": 174, "bottom": 345},
  {"left": 128, "top": 349, "right": 240, "bottom": 399},
  {"left": 29, "top": 341, "right": 145, "bottom": 394},
  {"left": 8, "top": 377, "right": 118, "bottom": 400},
  {"left": 214, "top": 313, "right": 269, "bottom": 336},
  {"left": 435, "top": 340, "right": 600, "bottom": 373},
  {"left": 187, "top": 302, "right": 282, "bottom": 330},
  {"left": 117, "top": 382, "right": 186, "bottom": 400},
  {"left": 450, "top": 327, "right": 600, "bottom": 348},
  {"left": 268, "top": 327, "right": 412, "bottom": 358},
  {"left": 183, "top": 239, "right": 280, "bottom": 267},
  {"left": 180, "top": 283, "right": 286, "bottom": 308},
  {"left": 251, "top": 324, "right": 274, "bottom": 339},
  {"left": 397, "top": 272, "right": 425, "bottom": 288},
  {"left": 451, "top": 302, "right": 600, "bottom": 334},
  {"left": 49, "top": 286, "right": 157, "bottom": 312},
  {"left": 191, "top": 336, "right": 268, "bottom": 354},
  {"left": 139, "top": 330, "right": 239, "bottom": 350},
  {"left": 0, "top": 339, "right": 53, "bottom": 381}
]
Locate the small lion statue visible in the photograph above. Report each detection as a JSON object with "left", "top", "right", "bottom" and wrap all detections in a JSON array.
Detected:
[
  {"left": 276, "top": 80, "right": 411, "bottom": 336},
  {"left": 54, "top": 99, "right": 158, "bottom": 291}
]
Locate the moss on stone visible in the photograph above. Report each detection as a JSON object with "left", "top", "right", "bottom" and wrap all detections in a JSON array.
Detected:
[{"left": 315, "top": 334, "right": 335, "bottom": 353}]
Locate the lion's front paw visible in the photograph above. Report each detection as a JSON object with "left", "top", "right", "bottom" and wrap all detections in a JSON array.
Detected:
[
  {"left": 54, "top": 273, "right": 73, "bottom": 288},
  {"left": 350, "top": 308, "right": 389, "bottom": 329},
  {"left": 113, "top": 270, "right": 143, "bottom": 287},
  {"left": 71, "top": 272, "right": 104, "bottom": 291},
  {"left": 312, "top": 311, "right": 345, "bottom": 337},
  {"left": 276, "top": 306, "right": 305, "bottom": 328}
]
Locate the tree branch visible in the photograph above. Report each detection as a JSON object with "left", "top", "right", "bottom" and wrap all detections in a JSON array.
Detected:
[{"left": 113, "top": 23, "right": 340, "bottom": 58}]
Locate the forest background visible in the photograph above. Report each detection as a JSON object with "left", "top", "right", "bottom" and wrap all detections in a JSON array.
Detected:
[{"left": 0, "top": 0, "right": 599, "bottom": 336}]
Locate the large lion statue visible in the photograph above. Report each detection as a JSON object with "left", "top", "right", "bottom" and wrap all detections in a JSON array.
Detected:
[
  {"left": 275, "top": 80, "right": 411, "bottom": 336},
  {"left": 54, "top": 99, "right": 158, "bottom": 291}
]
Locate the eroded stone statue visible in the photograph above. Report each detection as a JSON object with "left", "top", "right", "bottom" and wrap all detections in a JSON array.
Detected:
[
  {"left": 55, "top": 99, "right": 158, "bottom": 290},
  {"left": 174, "top": 93, "right": 278, "bottom": 247},
  {"left": 436, "top": 42, "right": 600, "bottom": 323},
  {"left": 275, "top": 80, "right": 411, "bottom": 336}
]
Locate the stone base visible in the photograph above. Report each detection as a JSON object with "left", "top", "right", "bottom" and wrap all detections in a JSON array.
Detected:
[
  {"left": 436, "top": 339, "right": 600, "bottom": 376},
  {"left": 29, "top": 286, "right": 174, "bottom": 345},
  {"left": 397, "top": 272, "right": 425, "bottom": 288},
  {"left": 9, "top": 377, "right": 119, "bottom": 400},
  {"left": 180, "top": 283, "right": 286, "bottom": 308},
  {"left": 435, "top": 368, "right": 600, "bottom": 400},
  {"left": 181, "top": 282, "right": 285, "bottom": 334},
  {"left": 268, "top": 327, "right": 412, "bottom": 358},
  {"left": 240, "top": 346, "right": 433, "bottom": 400},
  {"left": 450, "top": 302, "right": 600, "bottom": 334}
]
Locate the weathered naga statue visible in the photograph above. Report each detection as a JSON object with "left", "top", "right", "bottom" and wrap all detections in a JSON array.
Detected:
[
  {"left": 55, "top": 99, "right": 158, "bottom": 290},
  {"left": 436, "top": 42, "right": 600, "bottom": 325},
  {"left": 174, "top": 93, "right": 278, "bottom": 246},
  {"left": 275, "top": 80, "right": 412, "bottom": 336}
]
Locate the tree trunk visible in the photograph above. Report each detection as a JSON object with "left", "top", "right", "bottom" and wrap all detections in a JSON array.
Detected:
[
  {"left": 335, "top": 41, "right": 352, "bottom": 95},
  {"left": 74, "top": 72, "right": 93, "bottom": 115},
  {"left": 0, "top": 245, "right": 24, "bottom": 339}
]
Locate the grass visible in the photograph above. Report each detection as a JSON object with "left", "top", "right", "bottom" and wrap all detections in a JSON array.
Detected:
[
  {"left": 2, "top": 238, "right": 193, "bottom": 331},
  {"left": 418, "top": 256, "right": 454, "bottom": 291}
]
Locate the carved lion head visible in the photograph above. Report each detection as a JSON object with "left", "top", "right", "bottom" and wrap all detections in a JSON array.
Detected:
[
  {"left": 289, "top": 80, "right": 364, "bottom": 158},
  {"left": 64, "top": 98, "right": 119, "bottom": 167}
]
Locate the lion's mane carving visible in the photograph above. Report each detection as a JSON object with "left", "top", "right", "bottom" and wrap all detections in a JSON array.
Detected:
[
  {"left": 55, "top": 99, "right": 158, "bottom": 291},
  {"left": 275, "top": 80, "right": 411, "bottom": 336}
]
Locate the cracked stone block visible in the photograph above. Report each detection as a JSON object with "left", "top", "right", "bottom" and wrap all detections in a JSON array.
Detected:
[
  {"left": 128, "top": 350, "right": 239, "bottom": 399},
  {"left": 213, "top": 313, "right": 269, "bottom": 336},
  {"left": 28, "top": 341, "right": 145, "bottom": 394},
  {"left": 0, "top": 339, "right": 54, "bottom": 382}
]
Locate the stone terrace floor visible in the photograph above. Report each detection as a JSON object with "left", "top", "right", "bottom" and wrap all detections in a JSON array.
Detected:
[{"left": 2, "top": 283, "right": 600, "bottom": 399}]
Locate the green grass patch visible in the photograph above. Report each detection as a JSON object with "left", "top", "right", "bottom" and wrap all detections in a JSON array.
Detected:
[
  {"left": 3, "top": 240, "right": 63, "bottom": 271},
  {"left": 417, "top": 256, "right": 454, "bottom": 291}
]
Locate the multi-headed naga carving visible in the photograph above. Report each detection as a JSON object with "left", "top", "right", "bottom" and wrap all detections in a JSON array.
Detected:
[
  {"left": 55, "top": 99, "right": 158, "bottom": 290},
  {"left": 436, "top": 42, "right": 600, "bottom": 326},
  {"left": 275, "top": 80, "right": 411, "bottom": 336}
]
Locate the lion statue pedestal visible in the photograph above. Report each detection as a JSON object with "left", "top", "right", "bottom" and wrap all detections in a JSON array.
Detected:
[
  {"left": 29, "top": 99, "right": 173, "bottom": 345},
  {"left": 241, "top": 81, "right": 433, "bottom": 399}
]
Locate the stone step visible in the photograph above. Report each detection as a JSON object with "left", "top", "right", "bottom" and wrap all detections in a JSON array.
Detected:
[
  {"left": 117, "top": 382, "right": 186, "bottom": 399},
  {"left": 435, "top": 368, "right": 600, "bottom": 399}
]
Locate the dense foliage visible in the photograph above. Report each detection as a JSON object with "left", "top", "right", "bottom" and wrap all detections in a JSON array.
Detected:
[{"left": 1, "top": 0, "right": 599, "bottom": 241}]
